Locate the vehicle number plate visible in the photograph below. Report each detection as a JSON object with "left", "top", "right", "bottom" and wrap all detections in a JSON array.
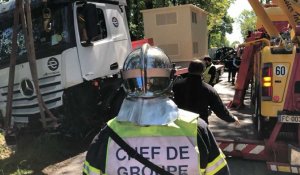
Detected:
[{"left": 278, "top": 115, "right": 300, "bottom": 123}]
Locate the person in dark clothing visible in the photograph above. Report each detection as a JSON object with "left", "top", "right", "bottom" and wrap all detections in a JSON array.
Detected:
[
  {"left": 227, "top": 53, "right": 236, "bottom": 84},
  {"left": 224, "top": 56, "right": 233, "bottom": 72},
  {"left": 173, "top": 59, "right": 240, "bottom": 125},
  {"left": 203, "top": 56, "right": 217, "bottom": 86},
  {"left": 228, "top": 52, "right": 241, "bottom": 85},
  {"left": 232, "top": 55, "right": 241, "bottom": 85}
]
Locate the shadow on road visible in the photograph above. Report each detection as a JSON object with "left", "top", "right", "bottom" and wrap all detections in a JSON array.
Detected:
[{"left": 209, "top": 73, "right": 258, "bottom": 140}]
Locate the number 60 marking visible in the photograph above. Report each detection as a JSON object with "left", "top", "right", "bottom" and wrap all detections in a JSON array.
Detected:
[{"left": 275, "top": 65, "right": 286, "bottom": 76}]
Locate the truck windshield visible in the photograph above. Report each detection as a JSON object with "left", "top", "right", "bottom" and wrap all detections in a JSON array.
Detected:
[{"left": 0, "top": 2, "right": 75, "bottom": 68}]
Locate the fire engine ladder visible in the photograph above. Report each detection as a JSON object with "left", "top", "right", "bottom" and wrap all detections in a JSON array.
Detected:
[{"left": 5, "top": 0, "right": 57, "bottom": 138}]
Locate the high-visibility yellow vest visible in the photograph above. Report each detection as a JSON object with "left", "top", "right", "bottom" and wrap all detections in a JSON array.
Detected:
[
  {"left": 83, "top": 111, "right": 227, "bottom": 175},
  {"left": 203, "top": 64, "right": 217, "bottom": 84},
  {"left": 105, "top": 114, "right": 200, "bottom": 175}
]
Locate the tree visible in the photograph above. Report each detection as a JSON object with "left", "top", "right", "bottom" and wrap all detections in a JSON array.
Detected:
[
  {"left": 192, "top": 0, "right": 234, "bottom": 48},
  {"left": 231, "top": 41, "right": 241, "bottom": 48},
  {"left": 126, "top": 0, "right": 145, "bottom": 41},
  {"left": 209, "top": 13, "right": 234, "bottom": 48},
  {"left": 237, "top": 10, "right": 256, "bottom": 40}
]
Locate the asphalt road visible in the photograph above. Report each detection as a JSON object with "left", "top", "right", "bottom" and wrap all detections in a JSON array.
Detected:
[
  {"left": 211, "top": 72, "right": 292, "bottom": 175},
  {"left": 42, "top": 72, "right": 293, "bottom": 175}
]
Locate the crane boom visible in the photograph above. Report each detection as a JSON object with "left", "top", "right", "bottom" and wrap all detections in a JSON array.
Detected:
[{"left": 248, "top": 0, "right": 281, "bottom": 38}]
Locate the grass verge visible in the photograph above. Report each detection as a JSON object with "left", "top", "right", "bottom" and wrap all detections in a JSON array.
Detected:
[
  {"left": 0, "top": 131, "right": 87, "bottom": 175},
  {"left": 0, "top": 132, "right": 12, "bottom": 160}
]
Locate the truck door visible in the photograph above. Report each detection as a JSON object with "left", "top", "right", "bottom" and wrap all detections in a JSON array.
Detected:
[{"left": 74, "top": 2, "right": 120, "bottom": 81}]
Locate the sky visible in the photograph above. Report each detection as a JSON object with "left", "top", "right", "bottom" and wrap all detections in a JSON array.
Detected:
[{"left": 226, "top": 0, "right": 253, "bottom": 44}]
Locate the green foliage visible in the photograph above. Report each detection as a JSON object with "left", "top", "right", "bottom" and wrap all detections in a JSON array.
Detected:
[
  {"left": 0, "top": 132, "right": 12, "bottom": 160},
  {"left": 209, "top": 13, "right": 234, "bottom": 48},
  {"left": 126, "top": 0, "right": 235, "bottom": 46},
  {"left": 224, "top": 37, "right": 230, "bottom": 47},
  {"left": 237, "top": 10, "right": 256, "bottom": 40},
  {"left": 210, "top": 31, "right": 231, "bottom": 48},
  {"left": 210, "top": 33, "right": 223, "bottom": 48},
  {"left": 196, "top": 0, "right": 234, "bottom": 31},
  {"left": 126, "top": 0, "right": 146, "bottom": 40},
  {"left": 231, "top": 40, "right": 241, "bottom": 48}
]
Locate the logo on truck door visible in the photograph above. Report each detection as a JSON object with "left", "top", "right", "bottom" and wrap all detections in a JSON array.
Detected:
[
  {"left": 47, "top": 57, "right": 59, "bottom": 71},
  {"left": 112, "top": 17, "right": 119, "bottom": 27}
]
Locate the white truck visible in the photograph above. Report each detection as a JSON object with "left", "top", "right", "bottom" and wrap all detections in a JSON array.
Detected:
[{"left": 0, "top": 0, "right": 131, "bottom": 134}]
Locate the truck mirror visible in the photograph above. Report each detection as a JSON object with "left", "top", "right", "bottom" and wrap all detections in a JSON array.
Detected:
[{"left": 82, "top": 4, "right": 98, "bottom": 43}]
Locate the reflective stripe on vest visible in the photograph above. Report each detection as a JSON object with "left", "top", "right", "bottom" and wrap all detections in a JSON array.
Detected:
[
  {"left": 205, "top": 151, "right": 227, "bottom": 175},
  {"left": 203, "top": 64, "right": 216, "bottom": 84},
  {"left": 84, "top": 160, "right": 104, "bottom": 175},
  {"left": 106, "top": 114, "right": 201, "bottom": 175}
]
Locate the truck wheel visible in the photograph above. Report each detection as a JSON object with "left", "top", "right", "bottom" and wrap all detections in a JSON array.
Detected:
[
  {"left": 254, "top": 95, "right": 268, "bottom": 138},
  {"left": 251, "top": 83, "right": 259, "bottom": 125},
  {"left": 257, "top": 114, "right": 265, "bottom": 138},
  {"left": 252, "top": 96, "right": 258, "bottom": 125},
  {"left": 61, "top": 83, "right": 99, "bottom": 138}
]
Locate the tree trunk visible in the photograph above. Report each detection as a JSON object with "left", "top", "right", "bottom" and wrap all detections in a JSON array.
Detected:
[{"left": 5, "top": 0, "right": 20, "bottom": 130}]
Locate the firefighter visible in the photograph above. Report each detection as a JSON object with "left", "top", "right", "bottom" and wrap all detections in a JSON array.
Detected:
[
  {"left": 173, "top": 59, "right": 240, "bottom": 125},
  {"left": 83, "top": 44, "right": 231, "bottom": 175},
  {"left": 203, "top": 56, "right": 217, "bottom": 86}
]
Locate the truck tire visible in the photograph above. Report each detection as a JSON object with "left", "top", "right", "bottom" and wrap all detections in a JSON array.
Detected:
[
  {"left": 251, "top": 80, "right": 258, "bottom": 124},
  {"left": 256, "top": 106, "right": 265, "bottom": 138},
  {"left": 61, "top": 82, "right": 100, "bottom": 138},
  {"left": 254, "top": 91, "right": 268, "bottom": 138}
]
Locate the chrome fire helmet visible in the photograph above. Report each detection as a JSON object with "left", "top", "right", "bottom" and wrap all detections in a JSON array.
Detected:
[{"left": 122, "top": 43, "right": 174, "bottom": 98}]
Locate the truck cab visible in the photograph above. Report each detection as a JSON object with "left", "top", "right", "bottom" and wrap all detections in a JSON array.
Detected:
[{"left": 0, "top": 0, "right": 131, "bottom": 133}]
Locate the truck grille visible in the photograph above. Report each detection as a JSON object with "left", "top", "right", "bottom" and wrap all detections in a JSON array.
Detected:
[{"left": 0, "top": 74, "right": 63, "bottom": 120}]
